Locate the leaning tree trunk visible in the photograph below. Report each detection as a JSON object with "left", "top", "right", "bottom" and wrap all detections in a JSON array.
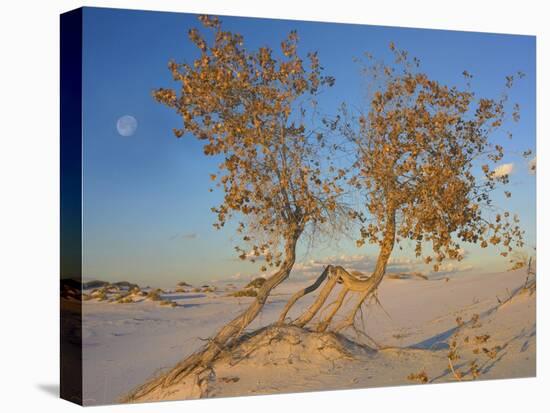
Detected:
[
  {"left": 334, "top": 208, "right": 396, "bottom": 332},
  {"left": 316, "top": 286, "right": 349, "bottom": 332},
  {"left": 276, "top": 209, "right": 397, "bottom": 334},
  {"left": 126, "top": 232, "right": 301, "bottom": 399},
  {"left": 293, "top": 272, "right": 340, "bottom": 327}
]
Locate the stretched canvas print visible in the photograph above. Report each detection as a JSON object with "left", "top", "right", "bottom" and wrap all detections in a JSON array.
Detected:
[{"left": 60, "top": 7, "right": 536, "bottom": 406}]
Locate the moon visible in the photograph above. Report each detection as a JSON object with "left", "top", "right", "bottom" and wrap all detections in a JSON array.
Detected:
[{"left": 116, "top": 115, "right": 138, "bottom": 137}]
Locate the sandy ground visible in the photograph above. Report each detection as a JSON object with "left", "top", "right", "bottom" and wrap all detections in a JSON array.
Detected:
[{"left": 80, "top": 269, "right": 535, "bottom": 405}]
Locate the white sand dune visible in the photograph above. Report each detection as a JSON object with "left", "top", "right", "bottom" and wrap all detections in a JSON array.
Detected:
[{"left": 81, "top": 269, "right": 535, "bottom": 405}]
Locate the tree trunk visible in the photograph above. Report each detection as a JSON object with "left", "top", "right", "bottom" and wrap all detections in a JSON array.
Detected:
[
  {"left": 193, "top": 238, "right": 298, "bottom": 365},
  {"left": 316, "top": 286, "right": 349, "bottom": 332},
  {"left": 334, "top": 208, "right": 396, "bottom": 332},
  {"left": 277, "top": 265, "right": 332, "bottom": 324},
  {"left": 127, "top": 232, "right": 301, "bottom": 398},
  {"left": 293, "top": 272, "right": 339, "bottom": 328}
]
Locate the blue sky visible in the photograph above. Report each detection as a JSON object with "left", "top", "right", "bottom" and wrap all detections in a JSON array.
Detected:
[{"left": 81, "top": 7, "right": 536, "bottom": 287}]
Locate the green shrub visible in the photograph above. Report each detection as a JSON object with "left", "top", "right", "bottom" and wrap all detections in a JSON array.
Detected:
[
  {"left": 230, "top": 289, "right": 257, "bottom": 298},
  {"left": 245, "top": 277, "right": 266, "bottom": 289},
  {"left": 146, "top": 290, "right": 161, "bottom": 301}
]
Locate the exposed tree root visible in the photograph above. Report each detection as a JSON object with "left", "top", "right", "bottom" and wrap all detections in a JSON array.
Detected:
[
  {"left": 285, "top": 263, "right": 388, "bottom": 333},
  {"left": 124, "top": 249, "right": 393, "bottom": 402},
  {"left": 293, "top": 271, "right": 340, "bottom": 327},
  {"left": 316, "top": 286, "right": 349, "bottom": 332},
  {"left": 278, "top": 265, "right": 332, "bottom": 324},
  {"left": 123, "top": 324, "right": 376, "bottom": 402}
]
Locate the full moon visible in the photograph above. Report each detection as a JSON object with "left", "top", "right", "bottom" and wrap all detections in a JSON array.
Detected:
[{"left": 116, "top": 115, "right": 138, "bottom": 137}]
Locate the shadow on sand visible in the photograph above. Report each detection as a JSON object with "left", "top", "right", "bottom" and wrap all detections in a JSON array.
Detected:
[{"left": 37, "top": 383, "right": 59, "bottom": 398}]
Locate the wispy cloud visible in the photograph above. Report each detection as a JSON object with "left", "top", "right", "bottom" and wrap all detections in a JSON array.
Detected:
[
  {"left": 432, "top": 262, "right": 474, "bottom": 276},
  {"left": 231, "top": 249, "right": 267, "bottom": 262},
  {"left": 169, "top": 232, "right": 199, "bottom": 241},
  {"left": 223, "top": 251, "right": 474, "bottom": 284},
  {"left": 292, "top": 252, "right": 473, "bottom": 279},
  {"left": 293, "top": 254, "right": 371, "bottom": 278},
  {"left": 228, "top": 270, "right": 271, "bottom": 282},
  {"left": 229, "top": 272, "right": 244, "bottom": 281},
  {"left": 493, "top": 163, "right": 514, "bottom": 178}
]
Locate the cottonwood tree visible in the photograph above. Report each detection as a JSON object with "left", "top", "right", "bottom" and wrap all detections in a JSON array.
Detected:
[
  {"left": 335, "top": 45, "right": 525, "bottom": 329},
  {"left": 278, "top": 45, "right": 526, "bottom": 337},
  {"left": 129, "top": 15, "right": 345, "bottom": 395}
]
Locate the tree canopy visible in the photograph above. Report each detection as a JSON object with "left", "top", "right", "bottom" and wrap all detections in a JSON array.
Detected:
[
  {"left": 126, "top": 18, "right": 531, "bottom": 399},
  {"left": 154, "top": 15, "right": 345, "bottom": 270},
  {"left": 340, "top": 45, "right": 525, "bottom": 273}
]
